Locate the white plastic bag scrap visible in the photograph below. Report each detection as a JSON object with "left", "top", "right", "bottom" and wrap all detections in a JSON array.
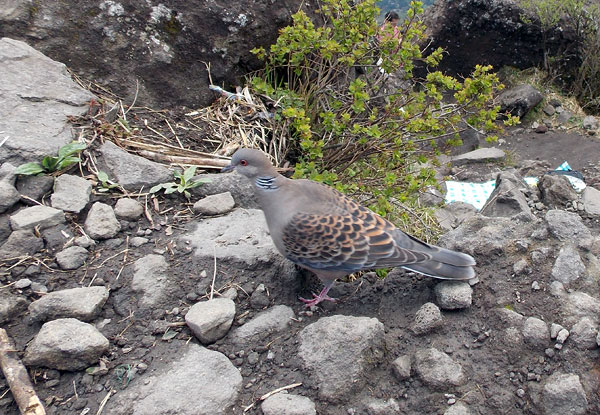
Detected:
[{"left": 444, "top": 161, "right": 586, "bottom": 210}]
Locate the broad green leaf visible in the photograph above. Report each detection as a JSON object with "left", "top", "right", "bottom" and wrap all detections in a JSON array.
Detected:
[
  {"left": 97, "top": 171, "right": 109, "bottom": 182},
  {"left": 41, "top": 156, "right": 58, "bottom": 171},
  {"left": 149, "top": 184, "right": 164, "bottom": 193},
  {"left": 164, "top": 186, "right": 177, "bottom": 194},
  {"left": 56, "top": 155, "right": 81, "bottom": 169},
  {"left": 15, "top": 162, "right": 45, "bottom": 176},
  {"left": 183, "top": 166, "right": 197, "bottom": 182},
  {"left": 58, "top": 142, "right": 86, "bottom": 159}
]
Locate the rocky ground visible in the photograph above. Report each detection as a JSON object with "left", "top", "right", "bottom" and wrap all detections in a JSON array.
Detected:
[{"left": 2, "top": 39, "right": 600, "bottom": 415}]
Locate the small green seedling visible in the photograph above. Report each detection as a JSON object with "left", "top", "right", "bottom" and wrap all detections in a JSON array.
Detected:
[
  {"left": 15, "top": 141, "right": 87, "bottom": 175},
  {"left": 96, "top": 170, "right": 120, "bottom": 192},
  {"left": 150, "top": 166, "right": 210, "bottom": 199}
]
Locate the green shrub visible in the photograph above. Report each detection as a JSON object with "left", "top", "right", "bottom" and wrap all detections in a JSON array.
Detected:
[
  {"left": 15, "top": 142, "right": 87, "bottom": 175},
  {"left": 251, "top": 0, "right": 514, "bottom": 239},
  {"left": 150, "top": 166, "right": 210, "bottom": 199}
]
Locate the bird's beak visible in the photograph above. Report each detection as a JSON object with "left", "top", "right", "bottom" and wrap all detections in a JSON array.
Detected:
[{"left": 221, "top": 164, "right": 235, "bottom": 173}]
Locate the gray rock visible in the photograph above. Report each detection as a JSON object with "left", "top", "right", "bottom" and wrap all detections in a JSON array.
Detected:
[
  {"left": 106, "top": 345, "right": 242, "bottom": 415},
  {"left": 183, "top": 208, "right": 281, "bottom": 267},
  {"left": 0, "top": 162, "right": 17, "bottom": 185},
  {"left": 550, "top": 323, "right": 565, "bottom": 339},
  {"left": 542, "top": 104, "right": 555, "bottom": 116},
  {"left": 556, "top": 328, "right": 570, "bottom": 345},
  {"left": 0, "top": 38, "right": 94, "bottom": 167},
  {"left": 444, "top": 402, "right": 472, "bottom": 415},
  {"left": 98, "top": 141, "right": 172, "bottom": 191},
  {"left": 480, "top": 171, "right": 534, "bottom": 219},
  {"left": 55, "top": 246, "right": 89, "bottom": 270},
  {"left": 185, "top": 298, "right": 236, "bottom": 344},
  {"left": 0, "top": 229, "right": 44, "bottom": 260},
  {"left": 557, "top": 109, "right": 574, "bottom": 124},
  {"left": 261, "top": 393, "right": 317, "bottom": 415},
  {"left": 50, "top": 174, "right": 92, "bottom": 213},
  {"left": 545, "top": 210, "right": 593, "bottom": 243},
  {"left": 365, "top": 398, "right": 401, "bottom": 415},
  {"left": 129, "top": 236, "right": 149, "bottom": 247},
  {"left": 24, "top": 318, "right": 109, "bottom": 370},
  {"left": 15, "top": 174, "right": 54, "bottom": 205},
  {"left": 0, "top": 214, "right": 10, "bottom": 245},
  {"left": 28, "top": 286, "right": 109, "bottom": 322},
  {"left": 411, "top": 302, "right": 443, "bottom": 335},
  {"left": 522, "top": 317, "right": 550, "bottom": 348},
  {"left": 74, "top": 235, "right": 95, "bottom": 248},
  {"left": 434, "top": 202, "right": 478, "bottom": 231},
  {"left": 14, "top": 278, "right": 31, "bottom": 289},
  {"left": 193, "top": 191, "right": 235, "bottom": 216},
  {"left": 414, "top": 348, "right": 466, "bottom": 388},
  {"left": 9, "top": 205, "right": 65, "bottom": 231},
  {"left": 498, "top": 84, "right": 543, "bottom": 117},
  {"left": 495, "top": 307, "right": 525, "bottom": 327},
  {"left": 298, "top": 315, "right": 385, "bottom": 401},
  {"left": 0, "top": 292, "right": 28, "bottom": 324},
  {"left": 451, "top": 147, "right": 505, "bottom": 166},
  {"left": 582, "top": 186, "right": 600, "bottom": 216},
  {"left": 562, "top": 291, "right": 600, "bottom": 325},
  {"left": 231, "top": 305, "right": 294, "bottom": 344},
  {"left": 191, "top": 172, "right": 258, "bottom": 209},
  {"left": 542, "top": 373, "right": 588, "bottom": 415},
  {"left": 551, "top": 244, "right": 585, "bottom": 285},
  {"left": 84, "top": 202, "right": 121, "bottom": 240},
  {"left": 539, "top": 175, "right": 578, "bottom": 208},
  {"left": 569, "top": 317, "right": 598, "bottom": 349},
  {"left": 582, "top": 115, "right": 599, "bottom": 130},
  {"left": 114, "top": 198, "right": 144, "bottom": 220},
  {"left": 504, "top": 327, "right": 523, "bottom": 345},
  {"left": 0, "top": 181, "right": 20, "bottom": 213},
  {"left": 391, "top": 355, "right": 412, "bottom": 381},
  {"left": 131, "top": 254, "right": 169, "bottom": 307},
  {"left": 250, "top": 283, "right": 270, "bottom": 309},
  {"left": 513, "top": 258, "right": 530, "bottom": 275},
  {"left": 434, "top": 281, "right": 472, "bottom": 310}
]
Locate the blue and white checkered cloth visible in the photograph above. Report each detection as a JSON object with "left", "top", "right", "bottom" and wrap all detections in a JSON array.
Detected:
[{"left": 444, "top": 162, "right": 586, "bottom": 210}]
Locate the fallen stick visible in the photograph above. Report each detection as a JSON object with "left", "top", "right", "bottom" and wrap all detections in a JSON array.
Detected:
[
  {"left": 242, "top": 382, "right": 302, "bottom": 412},
  {"left": 0, "top": 328, "right": 46, "bottom": 415},
  {"left": 136, "top": 150, "right": 229, "bottom": 168}
]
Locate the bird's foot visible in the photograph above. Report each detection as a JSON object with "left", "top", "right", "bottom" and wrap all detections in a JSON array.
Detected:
[{"left": 299, "top": 292, "right": 336, "bottom": 308}]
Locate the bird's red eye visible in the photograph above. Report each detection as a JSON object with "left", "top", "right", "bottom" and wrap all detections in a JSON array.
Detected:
[{"left": 240, "top": 160, "right": 248, "bottom": 166}]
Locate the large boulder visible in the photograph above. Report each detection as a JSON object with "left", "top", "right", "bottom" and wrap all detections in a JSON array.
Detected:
[{"left": 0, "top": 1, "right": 312, "bottom": 108}]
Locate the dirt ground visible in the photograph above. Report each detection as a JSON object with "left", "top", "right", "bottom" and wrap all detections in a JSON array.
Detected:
[{"left": 1, "top": 106, "right": 600, "bottom": 414}]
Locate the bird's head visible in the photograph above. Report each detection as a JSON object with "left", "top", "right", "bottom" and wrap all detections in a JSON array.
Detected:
[{"left": 221, "top": 148, "right": 278, "bottom": 179}]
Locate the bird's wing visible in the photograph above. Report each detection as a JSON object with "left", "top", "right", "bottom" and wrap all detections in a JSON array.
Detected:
[{"left": 280, "top": 209, "right": 432, "bottom": 272}]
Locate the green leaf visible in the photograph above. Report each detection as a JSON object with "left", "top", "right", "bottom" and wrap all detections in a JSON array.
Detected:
[
  {"left": 56, "top": 155, "right": 81, "bottom": 169},
  {"left": 97, "top": 171, "right": 109, "bottom": 182},
  {"left": 183, "top": 166, "right": 197, "bottom": 182},
  {"left": 164, "top": 186, "right": 177, "bottom": 194},
  {"left": 41, "top": 156, "right": 58, "bottom": 172},
  {"left": 58, "top": 142, "right": 86, "bottom": 159},
  {"left": 149, "top": 184, "right": 164, "bottom": 193},
  {"left": 15, "top": 162, "right": 45, "bottom": 176}
]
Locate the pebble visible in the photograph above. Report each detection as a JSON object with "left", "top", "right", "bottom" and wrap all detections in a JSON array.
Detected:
[{"left": 14, "top": 278, "right": 32, "bottom": 289}]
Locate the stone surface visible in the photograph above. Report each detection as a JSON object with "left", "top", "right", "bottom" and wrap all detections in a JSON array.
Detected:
[
  {"left": 451, "top": 147, "right": 505, "bottom": 166},
  {"left": 114, "top": 198, "right": 144, "bottom": 220},
  {"left": 16, "top": 174, "right": 55, "bottom": 205},
  {"left": 50, "top": 174, "right": 92, "bottom": 213},
  {"left": 98, "top": 141, "right": 172, "bottom": 191},
  {"left": 55, "top": 246, "right": 89, "bottom": 270},
  {"left": 444, "top": 402, "right": 472, "bottom": 415},
  {"left": 391, "top": 355, "right": 412, "bottom": 381},
  {"left": 298, "top": 315, "right": 385, "bottom": 401},
  {"left": 0, "top": 181, "right": 20, "bottom": 213},
  {"left": 414, "top": 348, "right": 466, "bottom": 388},
  {"left": 193, "top": 191, "right": 235, "bottom": 216},
  {"left": 84, "top": 202, "right": 121, "bottom": 240},
  {"left": 480, "top": 171, "right": 534, "bottom": 219},
  {"left": 365, "top": 398, "right": 401, "bottom": 415},
  {"left": 231, "top": 305, "right": 295, "bottom": 344},
  {"left": 0, "top": 229, "right": 44, "bottom": 260},
  {"left": 131, "top": 254, "right": 169, "bottom": 307},
  {"left": 434, "top": 281, "right": 473, "bottom": 310},
  {"left": 497, "top": 84, "right": 544, "bottom": 118},
  {"left": 569, "top": 317, "right": 598, "bottom": 349},
  {"left": 582, "top": 115, "right": 599, "bottom": 130},
  {"left": 551, "top": 244, "right": 585, "bottom": 285},
  {"left": 434, "top": 201, "right": 478, "bottom": 231},
  {"left": 539, "top": 175, "right": 578, "bottom": 208},
  {"left": 542, "top": 373, "right": 588, "bottom": 415},
  {"left": 562, "top": 291, "right": 600, "bottom": 325},
  {"left": 28, "top": 287, "right": 109, "bottom": 322},
  {"left": 0, "top": 214, "right": 10, "bottom": 245},
  {"left": 582, "top": 186, "right": 600, "bottom": 216},
  {"left": 0, "top": 292, "right": 28, "bottom": 324},
  {"left": 261, "top": 393, "right": 317, "bottom": 415},
  {"left": 545, "top": 209, "right": 593, "bottom": 245},
  {"left": 105, "top": 344, "right": 242, "bottom": 415},
  {"left": 0, "top": 38, "right": 95, "bottom": 166},
  {"left": 192, "top": 172, "right": 259, "bottom": 209},
  {"left": 9, "top": 205, "right": 65, "bottom": 231},
  {"left": 185, "top": 298, "right": 236, "bottom": 344},
  {"left": 411, "top": 302, "right": 443, "bottom": 335},
  {"left": 183, "top": 208, "right": 281, "bottom": 267},
  {"left": 24, "top": 318, "right": 109, "bottom": 370},
  {"left": 522, "top": 317, "right": 550, "bottom": 348}
]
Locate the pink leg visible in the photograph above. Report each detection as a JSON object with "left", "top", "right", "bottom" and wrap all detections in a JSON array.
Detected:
[{"left": 299, "top": 281, "right": 336, "bottom": 307}]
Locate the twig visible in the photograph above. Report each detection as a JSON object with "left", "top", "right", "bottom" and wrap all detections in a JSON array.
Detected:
[
  {"left": 165, "top": 119, "right": 183, "bottom": 149},
  {"left": 242, "top": 383, "right": 302, "bottom": 412},
  {"left": 0, "top": 328, "right": 46, "bottom": 415},
  {"left": 135, "top": 150, "right": 229, "bottom": 169},
  {"left": 95, "top": 390, "right": 114, "bottom": 415},
  {"left": 209, "top": 246, "right": 217, "bottom": 300}
]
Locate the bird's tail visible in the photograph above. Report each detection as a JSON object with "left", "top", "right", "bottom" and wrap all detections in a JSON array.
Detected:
[{"left": 402, "top": 240, "right": 476, "bottom": 280}]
